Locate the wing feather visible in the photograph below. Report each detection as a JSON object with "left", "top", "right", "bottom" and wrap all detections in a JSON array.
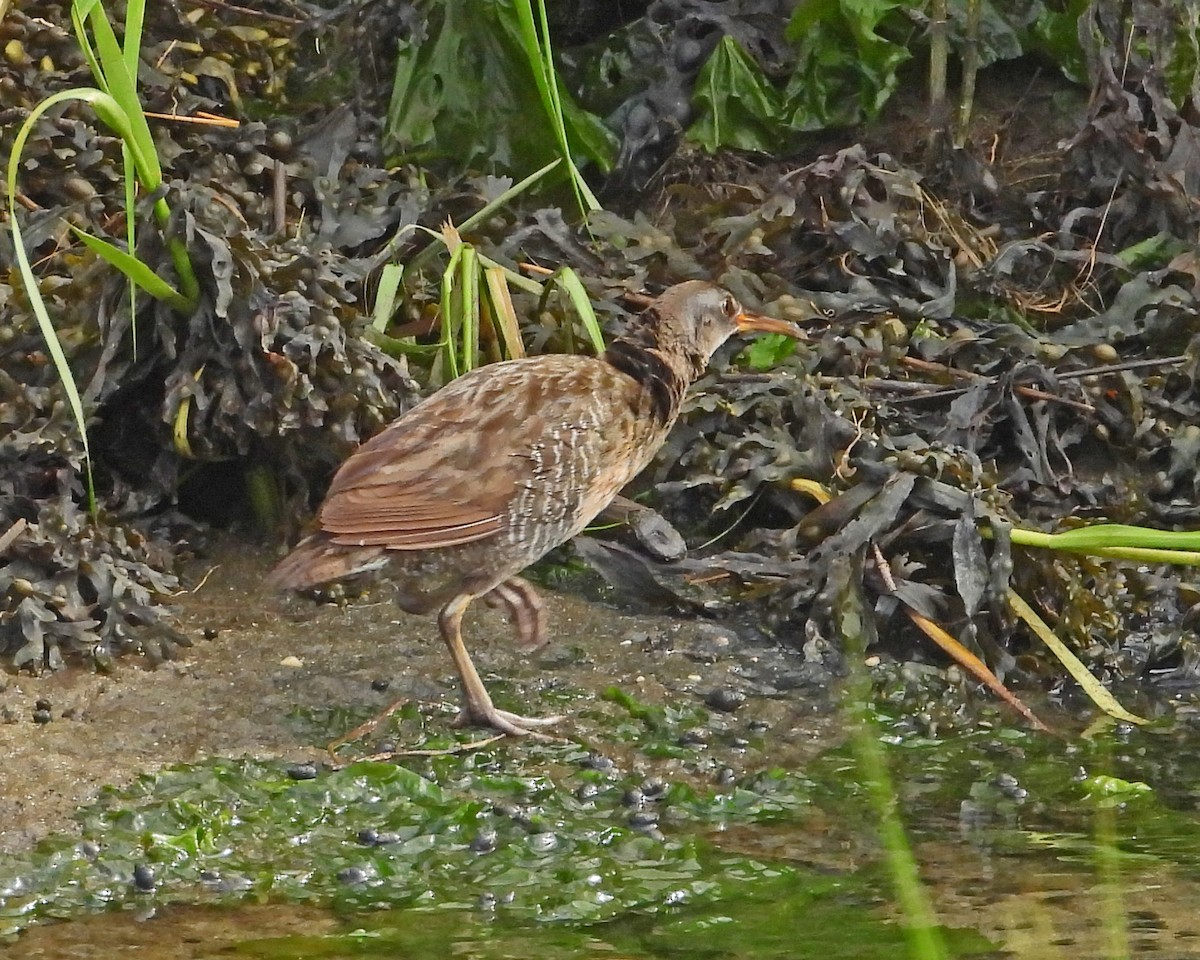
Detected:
[{"left": 317, "top": 358, "right": 600, "bottom": 550}]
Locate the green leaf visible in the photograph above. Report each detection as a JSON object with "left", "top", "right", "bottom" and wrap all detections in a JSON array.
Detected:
[
  {"left": 740, "top": 333, "right": 797, "bottom": 371},
  {"left": 384, "top": 0, "right": 614, "bottom": 177},
  {"left": 783, "top": 0, "right": 912, "bottom": 130},
  {"left": 688, "top": 35, "right": 787, "bottom": 154},
  {"left": 544, "top": 267, "right": 605, "bottom": 354}
]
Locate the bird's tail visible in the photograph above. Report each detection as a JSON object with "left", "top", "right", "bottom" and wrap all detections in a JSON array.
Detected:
[{"left": 266, "top": 533, "right": 387, "bottom": 591}]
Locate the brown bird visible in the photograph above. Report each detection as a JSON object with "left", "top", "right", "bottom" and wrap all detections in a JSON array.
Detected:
[{"left": 268, "top": 281, "right": 800, "bottom": 736}]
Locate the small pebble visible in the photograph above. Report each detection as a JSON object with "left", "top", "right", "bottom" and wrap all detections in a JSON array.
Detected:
[
  {"left": 286, "top": 762, "right": 318, "bottom": 781},
  {"left": 32, "top": 709, "right": 52, "bottom": 725},
  {"left": 621, "top": 788, "right": 646, "bottom": 809},
  {"left": 640, "top": 777, "right": 668, "bottom": 801},
  {"left": 575, "top": 783, "right": 601, "bottom": 802},
  {"left": 133, "top": 864, "right": 156, "bottom": 892},
  {"left": 705, "top": 688, "right": 746, "bottom": 713},
  {"left": 337, "top": 866, "right": 370, "bottom": 885},
  {"left": 677, "top": 728, "right": 710, "bottom": 746},
  {"left": 527, "top": 832, "right": 558, "bottom": 852},
  {"left": 715, "top": 767, "right": 737, "bottom": 787},
  {"left": 34, "top": 698, "right": 51, "bottom": 711},
  {"left": 580, "top": 753, "right": 616, "bottom": 772},
  {"left": 628, "top": 810, "right": 659, "bottom": 830},
  {"left": 371, "top": 678, "right": 390, "bottom": 692},
  {"left": 470, "top": 830, "right": 498, "bottom": 853},
  {"left": 747, "top": 719, "right": 770, "bottom": 732},
  {"left": 202, "top": 627, "right": 219, "bottom": 640}
]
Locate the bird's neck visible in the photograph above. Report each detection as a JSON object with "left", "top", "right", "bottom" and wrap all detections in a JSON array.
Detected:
[{"left": 602, "top": 317, "right": 702, "bottom": 426}]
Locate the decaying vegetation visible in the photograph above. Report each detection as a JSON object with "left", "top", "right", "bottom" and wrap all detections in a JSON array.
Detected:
[{"left": 3, "top": 0, "right": 1200, "bottom": 708}]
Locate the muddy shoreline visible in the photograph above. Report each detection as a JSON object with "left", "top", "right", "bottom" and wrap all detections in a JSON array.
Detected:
[{"left": 0, "top": 536, "right": 834, "bottom": 854}]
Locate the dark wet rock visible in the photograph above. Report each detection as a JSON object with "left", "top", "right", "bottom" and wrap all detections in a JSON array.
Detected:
[
  {"left": 747, "top": 719, "right": 770, "bottom": 733},
  {"left": 132, "top": 864, "right": 156, "bottom": 892},
  {"left": 535, "top": 644, "right": 586, "bottom": 669},
  {"left": 715, "top": 767, "right": 737, "bottom": 787},
  {"left": 628, "top": 810, "right": 659, "bottom": 830},
  {"left": 77, "top": 841, "right": 99, "bottom": 860},
  {"left": 682, "top": 623, "right": 743, "bottom": 663},
  {"left": 202, "top": 627, "right": 219, "bottom": 640},
  {"left": 492, "top": 800, "right": 524, "bottom": 820},
  {"left": 580, "top": 753, "right": 617, "bottom": 773},
  {"left": 357, "top": 828, "right": 400, "bottom": 847},
  {"left": 678, "top": 728, "right": 710, "bottom": 746},
  {"left": 337, "top": 866, "right": 371, "bottom": 885},
  {"left": 621, "top": 787, "right": 646, "bottom": 809},
  {"left": 199, "top": 869, "right": 252, "bottom": 893},
  {"left": 286, "top": 762, "right": 319, "bottom": 781},
  {"left": 993, "top": 774, "right": 1028, "bottom": 801},
  {"left": 640, "top": 777, "right": 668, "bottom": 800},
  {"left": 32, "top": 708, "right": 51, "bottom": 725},
  {"left": 575, "top": 782, "right": 601, "bottom": 802},
  {"left": 470, "top": 830, "right": 498, "bottom": 853},
  {"left": 370, "top": 678, "right": 390, "bottom": 692},
  {"left": 736, "top": 658, "right": 829, "bottom": 695},
  {"left": 704, "top": 688, "right": 746, "bottom": 713}
]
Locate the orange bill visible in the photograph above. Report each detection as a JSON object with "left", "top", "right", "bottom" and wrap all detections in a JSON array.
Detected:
[{"left": 734, "top": 310, "right": 805, "bottom": 339}]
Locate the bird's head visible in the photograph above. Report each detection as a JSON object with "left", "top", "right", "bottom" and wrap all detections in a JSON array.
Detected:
[{"left": 635, "top": 280, "right": 803, "bottom": 376}]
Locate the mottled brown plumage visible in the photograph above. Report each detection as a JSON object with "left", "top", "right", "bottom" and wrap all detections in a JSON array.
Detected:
[{"left": 269, "top": 281, "right": 800, "bottom": 735}]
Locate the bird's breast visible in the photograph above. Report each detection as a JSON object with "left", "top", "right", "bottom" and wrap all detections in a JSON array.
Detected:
[{"left": 501, "top": 363, "right": 671, "bottom": 555}]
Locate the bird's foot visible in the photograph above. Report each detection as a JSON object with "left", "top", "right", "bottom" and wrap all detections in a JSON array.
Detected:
[{"left": 453, "top": 704, "right": 565, "bottom": 738}]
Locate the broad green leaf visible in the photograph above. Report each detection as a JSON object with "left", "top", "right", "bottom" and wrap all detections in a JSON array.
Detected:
[
  {"left": 783, "top": 0, "right": 913, "bottom": 130},
  {"left": 385, "top": 0, "right": 614, "bottom": 177},
  {"left": 689, "top": 36, "right": 787, "bottom": 153}
]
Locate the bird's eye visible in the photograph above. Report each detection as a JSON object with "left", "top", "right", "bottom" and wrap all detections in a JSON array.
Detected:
[{"left": 721, "top": 295, "right": 739, "bottom": 318}]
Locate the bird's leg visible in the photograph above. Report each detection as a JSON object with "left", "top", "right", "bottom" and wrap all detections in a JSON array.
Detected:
[
  {"left": 481, "top": 576, "right": 546, "bottom": 650},
  {"left": 438, "top": 593, "right": 564, "bottom": 736}
]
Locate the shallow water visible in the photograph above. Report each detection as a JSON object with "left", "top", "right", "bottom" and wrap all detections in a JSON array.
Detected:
[{"left": 4, "top": 543, "right": 1200, "bottom": 959}]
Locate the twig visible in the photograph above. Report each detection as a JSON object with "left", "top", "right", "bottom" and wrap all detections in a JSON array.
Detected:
[
  {"left": 871, "top": 544, "right": 1049, "bottom": 732},
  {"left": 186, "top": 0, "right": 306, "bottom": 25},
  {"left": 0, "top": 518, "right": 29, "bottom": 555}
]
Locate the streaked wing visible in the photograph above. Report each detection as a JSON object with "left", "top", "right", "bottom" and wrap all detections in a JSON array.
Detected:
[{"left": 318, "top": 358, "right": 596, "bottom": 550}]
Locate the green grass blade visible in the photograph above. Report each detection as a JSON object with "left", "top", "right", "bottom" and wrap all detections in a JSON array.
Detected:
[
  {"left": 459, "top": 245, "right": 479, "bottom": 374},
  {"left": 510, "top": 0, "right": 600, "bottom": 214},
  {"left": 549, "top": 267, "right": 605, "bottom": 353},
  {"left": 439, "top": 244, "right": 464, "bottom": 381},
  {"left": 70, "top": 228, "right": 191, "bottom": 310},
  {"left": 405, "top": 160, "right": 561, "bottom": 276},
  {"left": 122, "top": 0, "right": 145, "bottom": 79},
  {"left": 69, "top": 0, "right": 103, "bottom": 89},
  {"left": 122, "top": 140, "right": 139, "bottom": 358},
  {"left": 1008, "top": 589, "right": 1148, "bottom": 725},
  {"left": 457, "top": 159, "right": 561, "bottom": 234},
  {"left": 7, "top": 94, "right": 100, "bottom": 512},
  {"left": 483, "top": 266, "right": 525, "bottom": 359},
  {"left": 371, "top": 262, "right": 405, "bottom": 334},
  {"left": 78, "top": 0, "right": 162, "bottom": 188},
  {"left": 1031, "top": 523, "right": 1200, "bottom": 551}
]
